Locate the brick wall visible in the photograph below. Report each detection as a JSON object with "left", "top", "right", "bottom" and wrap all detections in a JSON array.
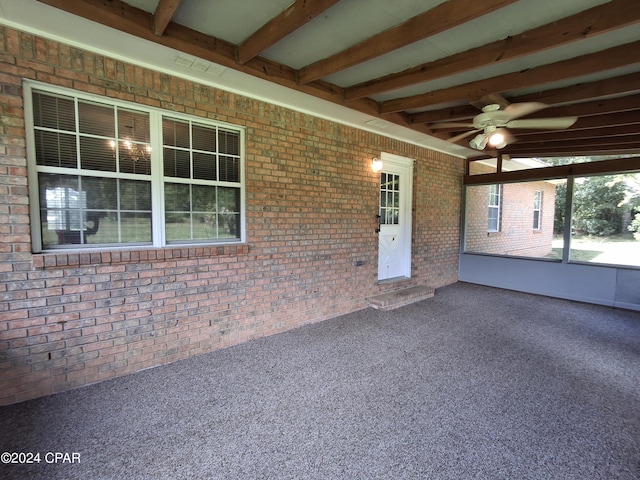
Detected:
[
  {"left": 0, "top": 25, "right": 464, "bottom": 405},
  {"left": 465, "top": 163, "right": 556, "bottom": 257}
]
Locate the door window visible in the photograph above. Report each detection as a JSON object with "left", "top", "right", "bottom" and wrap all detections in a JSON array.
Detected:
[{"left": 380, "top": 172, "right": 400, "bottom": 225}]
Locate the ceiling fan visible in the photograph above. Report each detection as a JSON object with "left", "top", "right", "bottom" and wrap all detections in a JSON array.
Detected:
[{"left": 431, "top": 102, "right": 578, "bottom": 150}]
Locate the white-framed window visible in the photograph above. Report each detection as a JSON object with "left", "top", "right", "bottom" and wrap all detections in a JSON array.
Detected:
[
  {"left": 488, "top": 184, "right": 502, "bottom": 232},
  {"left": 25, "top": 81, "right": 245, "bottom": 252},
  {"left": 533, "top": 190, "right": 542, "bottom": 230}
]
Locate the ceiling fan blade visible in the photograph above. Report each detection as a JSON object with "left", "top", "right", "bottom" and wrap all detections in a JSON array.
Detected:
[
  {"left": 506, "top": 117, "right": 578, "bottom": 130},
  {"left": 503, "top": 102, "right": 548, "bottom": 120},
  {"left": 447, "top": 129, "right": 480, "bottom": 143},
  {"left": 430, "top": 122, "right": 475, "bottom": 129}
]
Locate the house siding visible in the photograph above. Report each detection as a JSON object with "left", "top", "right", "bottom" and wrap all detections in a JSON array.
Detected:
[{"left": 0, "top": 25, "right": 463, "bottom": 405}]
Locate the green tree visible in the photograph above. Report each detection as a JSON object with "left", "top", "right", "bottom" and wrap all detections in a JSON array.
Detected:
[
  {"left": 630, "top": 207, "right": 640, "bottom": 240},
  {"left": 554, "top": 182, "right": 566, "bottom": 235},
  {"left": 573, "top": 176, "right": 626, "bottom": 236}
]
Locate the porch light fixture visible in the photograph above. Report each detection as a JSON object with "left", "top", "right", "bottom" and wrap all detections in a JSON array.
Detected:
[{"left": 372, "top": 157, "right": 383, "bottom": 172}]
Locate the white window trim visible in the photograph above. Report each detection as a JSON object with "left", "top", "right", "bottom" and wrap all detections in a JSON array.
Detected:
[
  {"left": 533, "top": 190, "right": 542, "bottom": 230},
  {"left": 488, "top": 184, "right": 502, "bottom": 233},
  {"left": 24, "top": 80, "right": 246, "bottom": 253}
]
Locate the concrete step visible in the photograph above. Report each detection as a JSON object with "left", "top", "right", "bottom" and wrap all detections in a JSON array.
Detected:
[{"left": 367, "top": 285, "right": 435, "bottom": 311}]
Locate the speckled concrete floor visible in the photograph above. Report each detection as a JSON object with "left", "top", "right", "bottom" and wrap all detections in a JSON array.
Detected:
[{"left": 1, "top": 282, "right": 639, "bottom": 480}]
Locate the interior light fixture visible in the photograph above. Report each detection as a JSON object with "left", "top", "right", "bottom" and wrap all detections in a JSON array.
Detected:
[
  {"left": 372, "top": 157, "right": 383, "bottom": 172},
  {"left": 109, "top": 139, "right": 152, "bottom": 161}
]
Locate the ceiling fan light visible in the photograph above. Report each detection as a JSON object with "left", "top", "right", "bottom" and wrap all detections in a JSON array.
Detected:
[
  {"left": 488, "top": 132, "right": 505, "bottom": 146},
  {"left": 469, "top": 133, "right": 488, "bottom": 150}
]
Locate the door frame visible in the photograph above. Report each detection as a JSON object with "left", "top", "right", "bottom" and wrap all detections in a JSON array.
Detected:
[{"left": 377, "top": 152, "right": 414, "bottom": 281}]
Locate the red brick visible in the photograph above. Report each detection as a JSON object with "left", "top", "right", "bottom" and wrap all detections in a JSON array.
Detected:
[{"left": 0, "top": 24, "right": 463, "bottom": 406}]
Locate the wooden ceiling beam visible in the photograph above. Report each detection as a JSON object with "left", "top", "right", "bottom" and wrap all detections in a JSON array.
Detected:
[
  {"left": 236, "top": 0, "right": 340, "bottom": 65},
  {"left": 409, "top": 72, "right": 640, "bottom": 125},
  {"left": 513, "top": 72, "right": 640, "bottom": 106},
  {"left": 500, "top": 145, "right": 640, "bottom": 156},
  {"left": 296, "top": 0, "right": 517, "bottom": 85},
  {"left": 465, "top": 156, "right": 640, "bottom": 185},
  {"left": 34, "top": 0, "right": 387, "bottom": 120},
  {"left": 530, "top": 94, "right": 640, "bottom": 118},
  {"left": 501, "top": 136, "right": 640, "bottom": 156},
  {"left": 153, "top": 0, "right": 182, "bottom": 36},
  {"left": 512, "top": 124, "right": 640, "bottom": 143},
  {"left": 345, "top": 0, "right": 640, "bottom": 101},
  {"left": 515, "top": 111, "right": 640, "bottom": 136},
  {"left": 380, "top": 40, "right": 640, "bottom": 114},
  {"left": 409, "top": 105, "right": 477, "bottom": 125}
]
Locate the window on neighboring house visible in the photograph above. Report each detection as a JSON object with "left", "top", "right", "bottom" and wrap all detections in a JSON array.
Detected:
[
  {"left": 25, "top": 82, "right": 244, "bottom": 252},
  {"left": 488, "top": 184, "right": 502, "bottom": 232},
  {"left": 533, "top": 190, "right": 542, "bottom": 230}
]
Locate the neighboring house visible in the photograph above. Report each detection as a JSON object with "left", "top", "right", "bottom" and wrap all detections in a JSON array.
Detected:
[
  {"left": 464, "top": 160, "right": 557, "bottom": 258},
  {"left": 0, "top": 26, "right": 463, "bottom": 405}
]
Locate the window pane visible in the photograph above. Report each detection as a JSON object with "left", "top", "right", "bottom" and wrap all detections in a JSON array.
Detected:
[
  {"left": 119, "top": 141, "right": 152, "bottom": 174},
  {"left": 120, "top": 213, "right": 152, "bottom": 243},
  {"left": 219, "top": 156, "right": 239, "bottom": 182},
  {"left": 192, "top": 184, "right": 216, "bottom": 211},
  {"left": 192, "top": 124, "right": 216, "bottom": 152},
  {"left": 165, "top": 212, "right": 191, "bottom": 242},
  {"left": 217, "top": 187, "right": 239, "bottom": 213},
  {"left": 193, "top": 152, "right": 217, "bottom": 181},
  {"left": 219, "top": 129, "right": 239, "bottom": 155},
  {"left": 39, "top": 173, "right": 152, "bottom": 248},
  {"left": 34, "top": 130, "right": 77, "bottom": 168},
  {"left": 164, "top": 148, "right": 190, "bottom": 178},
  {"left": 219, "top": 213, "right": 239, "bottom": 238},
  {"left": 488, "top": 207, "right": 499, "bottom": 232},
  {"left": 79, "top": 136, "right": 117, "bottom": 172},
  {"left": 118, "top": 109, "right": 150, "bottom": 143},
  {"left": 119, "top": 179, "right": 151, "bottom": 211},
  {"left": 39, "top": 173, "right": 81, "bottom": 230},
  {"left": 533, "top": 210, "right": 541, "bottom": 229},
  {"left": 465, "top": 180, "right": 564, "bottom": 259},
  {"left": 82, "top": 176, "right": 118, "bottom": 211},
  {"left": 165, "top": 185, "right": 240, "bottom": 242},
  {"left": 570, "top": 173, "right": 640, "bottom": 267},
  {"left": 164, "top": 183, "right": 191, "bottom": 212},
  {"left": 163, "top": 118, "right": 190, "bottom": 148},
  {"left": 32, "top": 92, "right": 75, "bottom": 131},
  {"left": 78, "top": 101, "right": 115, "bottom": 137}
]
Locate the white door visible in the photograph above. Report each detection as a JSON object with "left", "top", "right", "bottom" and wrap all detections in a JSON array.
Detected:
[{"left": 377, "top": 153, "right": 413, "bottom": 281}]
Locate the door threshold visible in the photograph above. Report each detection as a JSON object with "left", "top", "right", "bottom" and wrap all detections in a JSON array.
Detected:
[{"left": 377, "top": 276, "right": 411, "bottom": 285}]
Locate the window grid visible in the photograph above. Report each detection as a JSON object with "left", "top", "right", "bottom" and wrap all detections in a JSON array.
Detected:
[
  {"left": 26, "top": 82, "right": 244, "bottom": 252},
  {"left": 162, "top": 118, "right": 241, "bottom": 243},
  {"left": 380, "top": 172, "right": 400, "bottom": 225}
]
